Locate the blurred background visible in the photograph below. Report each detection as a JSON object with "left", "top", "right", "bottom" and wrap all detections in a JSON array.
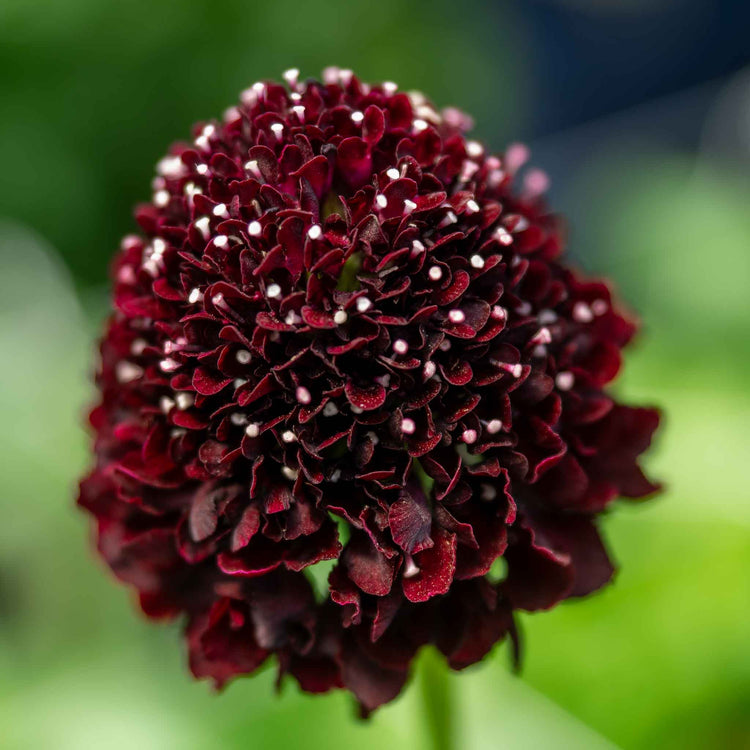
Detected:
[{"left": 0, "top": 0, "right": 748, "bottom": 747}]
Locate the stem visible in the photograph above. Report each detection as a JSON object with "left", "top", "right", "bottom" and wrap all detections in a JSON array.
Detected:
[{"left": 418, "top": 647, "right": 454, "bottom": 750}]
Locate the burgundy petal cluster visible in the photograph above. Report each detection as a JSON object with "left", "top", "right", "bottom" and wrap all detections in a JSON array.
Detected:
[{"left": 79, "top": 68, "right": 660, "bottom": 713}]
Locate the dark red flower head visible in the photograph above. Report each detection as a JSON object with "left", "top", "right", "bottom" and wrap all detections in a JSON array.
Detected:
[{"left": 79, "top": 68, "right": 660, "bottom": 713}]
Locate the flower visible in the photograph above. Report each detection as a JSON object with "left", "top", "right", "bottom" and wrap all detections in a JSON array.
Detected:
[{"left": 79, "top": 67, "right": 660, "bottom": 714}]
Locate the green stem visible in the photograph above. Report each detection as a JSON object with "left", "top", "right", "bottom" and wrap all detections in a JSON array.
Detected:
[{"left": 418, "top": 648, "right": 454, "bottom": 750}]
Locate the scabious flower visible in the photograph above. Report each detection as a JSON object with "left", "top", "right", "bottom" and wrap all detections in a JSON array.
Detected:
[{"left": 79, "top": 67, "right": 660, "bottom": 713}]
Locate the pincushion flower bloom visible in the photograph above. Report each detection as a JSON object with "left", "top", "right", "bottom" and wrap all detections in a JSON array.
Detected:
[{"left": 79, "top": 68, "right": 660, "bottom": 713}]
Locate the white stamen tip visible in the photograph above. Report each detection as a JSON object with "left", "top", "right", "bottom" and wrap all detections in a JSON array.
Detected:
[
  {"left": 470, "top": 254, "right": 485, "bottom": 269},
  {"left": 556, "top": 372, "right": 575, "bottom": 391},
  {"left": 487, "top": 419, "right": 503, "bottom": 434},
  {"left": 282, "top": 466, "right": 299, "bottom": 481},
  {"left": 229, "top": 413, "right": 246, "bottom": 426},
  {"left": 401, "top": 418, "right": 416, "bottom": 435},
  {"left": 356, "top": 296, "right": 372, "bottom": 313},
  {"left": 213, "top": 234, "right": 228, "bottom": 248},
  {"left": 154, "top": 190, "right": 170, "bottom": 207},
  {"left": 386, "top": 168, "right": 400, "bottom": 180},
  {"left": 466, "top": 140, "right": 483, "bottom": 158},
  {"left": 245, "top": 423, "right": 260, "bottom": 439},
  {"left": 266, "top": 283, "right": 282, "bottom": 299},
  {"left": 462, "top": 429, "right": 478, "bottom": 444},
  {"left": 116, "top": 362, "right": 143, "bottom": 383},
  {"left": 423, "top": 361, "right": 437, "bottom": 379},
  {"left": 466, "top": 199, "right": 480, "bottom": 213},
  {"left": 236, "top": 349, "right": 251, "bottom": 365},
  {"left": 592, "top": 299, "right": 609, "bottom": 316},
  {"left": 448, "top": 309, "right": 466, "bottom": 324},
  {"left": 281, "top": 430, "right": 297, "bottom": 443},
  {"left": 188, "top": 288, "right": 203, "bottom": 304},
  {"left": 296, "top": 386, "right": 312, "bottom": 405},
  {"left": 212, "top": 203, "right": 229, "bottom": 218},
  {"left": 194, "top": 216, "right": 210, "bottom": 238},
  {"left": 428, "top": 265, "right": 443, "bottom": 282},
  {"left": 403, "top": 557, "right": 420, "bottom": 578},
  {"left": 403, "top": 199, "right": 417, "bottom": 213},
  {"left": 492, "top": 306, "right": 506, "bottom": 320},
  {"left": 175, "top": 392, "right": 194, "bottom": 410},
  {"left": 376, "top": 194, "right": 388, "bottom": 209},
  {"left": 532, "top": 327, "right": 552, "bottom": 345},
  {"left": 270, "top": 122, "right": 284, "bottom": 138},
  {"left": 307, "top": 224, "right": 322, "bottom": 240},
  {"left": 333, "top": 310, "right": 348, "bottom": 325},
  {"left": 283, "top": 67, "right": 300, "bottom": 85},
  {"left": 351, "top": 110, "right": 364, "bottom": 123},
  {"left": 480, "top": 484, "right": 497, "bottom": 502},
  {"left": 393, "top": 339, "right": 409, "bottom": 355},
  {"left": 413, "top": 119, "right": 428, "bottom": 132},
  {"left": 247, "top": 220, "right": 262, "bottom": 237},
  {"left": 323, "top": 402, "right": 339, "bottom": 417},
  {"left": 130, "top": 338, "right": 147, "bottom": 356},
  {"left": 196, "top": 163, "right": 209, "bottom": 175},
  {"left": 160, "top": 358, "right": 180, "bottom": 372},
  {"left": 573, "top": 301, "right": 594, "bottom": 323}
]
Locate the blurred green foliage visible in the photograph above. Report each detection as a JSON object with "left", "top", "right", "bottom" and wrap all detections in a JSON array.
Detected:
[{"left": 0, "top": 1, "right": 748, "bottom": 748}]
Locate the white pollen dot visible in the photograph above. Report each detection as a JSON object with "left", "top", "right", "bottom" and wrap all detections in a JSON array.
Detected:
[
  {"left": 236, "top": 349, "right": 251, "bottom": 364},
  {"left": 351, "top": 110, "right": 364, "bottom": 123},
  {"left": 403, "top": 557, "right": 420, "bottom": 578},
  {"left": 245, "top": 160, "right": 262, "bottom": 178},
  {"left": 462, "top": 429, "right": 478, "bottom": 444},
  {"left": 212, "top": 293, "right": 225, "bottom": 307},
  {"left": 413, "top": 119, "right": 428, "bottom": 131},
  {"left": 538, "top": 309, "right": 557, "bottom": 325},
  {"left": 333, "top": 310, "right": 348, "bottom": 325},
  {"left": 516, "top": 301, "right": 532, "bottom": 315},
  {"left": 212, "top": 203, "right": 229, "bottom": 218},
  {"left": 213, "top": 235, "right": 228, "bottom": 248},
  {"left": 386, "top": 168, "right": 400, "bottom": 180},
  {"left": 411, "top": 239, "right": 425, "bottom": 255},
  {"left": 330, "top": 469, "right": 342, "bottom": 483},
  {"left": 356, "top": 296, "right": 372, "bottom": 313},
  {"left": 130, "top": 338, "right": 147, "bottom": 355},
  {"left": 290, "top": 92, "right": 301, "bottom": 102},
  {"left": 195, "top": 216, "right": 210, "bottom": 238},
  {"left": 439, "top": 339, "right": 452, "bottom": 352},
  {"left": 573, "top": 301, "right": 594, "bottom": 323},
  {"left": 323, "top": 402, "right": 339, "bottom": 417},
  {"left": 154, "top": 190, "right": 170, "bottom": 207},
  {"left": 156, "top": 155, "right": 184, "bottom": 177},
  {"left": 234, "top": 378, "right": 247, "bottom": 388},
  {"left": 195, "top": 135, "right": 210, "bottom": 151},
  {"left": 270, "top": 122, "right": 284, "bottom": 136},
  {"left": 403, "top": 199, "right": 417, "bottom": 213},
  {"left": 296, "top": 386, "right": 312, "bottom": 404},
  {"left": 401, "top": 417, "right": 416, "bottom": 435},
  {"left": 245, "top": 423, "right": 260, "bottom": 439},
  {"left": 292, "top": 105, "right": 305, "bottom": 120},
  {"left": 188, "top": 288, "right": 203, "bottom": 304},
  {"left": 266, "top": 283, "right": 282, "bottom": 299},
  {"left": 592, "top": 299, "right": 608, "bottom": 316},
  {"left": 116, "top": 361, "right": 143, "bottom": 383},
  {"left": 307, "top": 224, "right": 322, "bottom": 240},
  {"left": 487, "top": 419, "right": 503, "bottom": 434},
  {"left": 532, "top": 327, "right": 552, "bottom": 345},
  {"left": 492, "top": 305, "right": 507, "bottom": 320},
  {"left": 196, "top": 163, "right": 209, "bottom": 175},
  {"left": 175, "top": 392, "right": 194, "bottom": 410},
  {"left": 152, "top": 238, "right": 167, "bottom": 256},
  {"left": 448, "top": 309, "right": 466, "bottom": 324},
  {"left": 247, "top": 220, "right": 262, "bottom": 236},
  {"left": 383, "top": 81, "right": 398, "bottom": 95},
  {"left": 470, "top": 254, "right": 485, "bottom": 269},
  {"left": 283, "top": 67, "right": 299, "bottom": 85},
  {"left": 466, "top": 199, "right": 480, "bottom": 213},
  {"left": 160, "top": 358, "right": 180, "bottom": 372},
  {"left": 159, "top": 396, "right": 175, "bottom": 413},
  {"left": 466, "top": 141, "right": 483, "bottom": 158},
  {"left": 281, "top": 430, "right": 297, "bottom": 443},
  {"left": 428, "top": 266, "right": 443, "bottom": 282},
  {"left": 423, "top": 361, "right": 437, "bottom": 379},
  {"left": 440, "top": 211, "right": 458, "bottom": 227},
  {"left": 556, "top": 371, "right": 575, "bottom": 391},
  {"left": 376, "top": 194, "right": 388, "bottom": 209},
  {"left": 230, "top": 413, "right": 247, "bottom": 426},
  {"left": 282, "top": 466, "right": 299, "bottom": 481},
  {"left": 480, "top": 484, "right": 497, "bottom": 502},
  {"left": 393, "top": 339, "right": 409, "bottom": 355}
]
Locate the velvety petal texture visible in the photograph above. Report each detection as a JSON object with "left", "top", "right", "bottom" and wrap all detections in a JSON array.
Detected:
[{"left": 79, "top": 68, "right": 661, "bottom": 714}]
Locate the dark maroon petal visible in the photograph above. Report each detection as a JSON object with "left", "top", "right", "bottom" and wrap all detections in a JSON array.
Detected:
[
  {"left": 343, "top": 532, "right": 396, "bottom": 596},
  {"left": 344, "top": 380, "right": 386, "bottom": 411},
  {"left": 402, "top": 526, "right": 457, "bottom": 603},
  {"left": 388, "top": 490, "right": 433, "bottom": 554}
]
